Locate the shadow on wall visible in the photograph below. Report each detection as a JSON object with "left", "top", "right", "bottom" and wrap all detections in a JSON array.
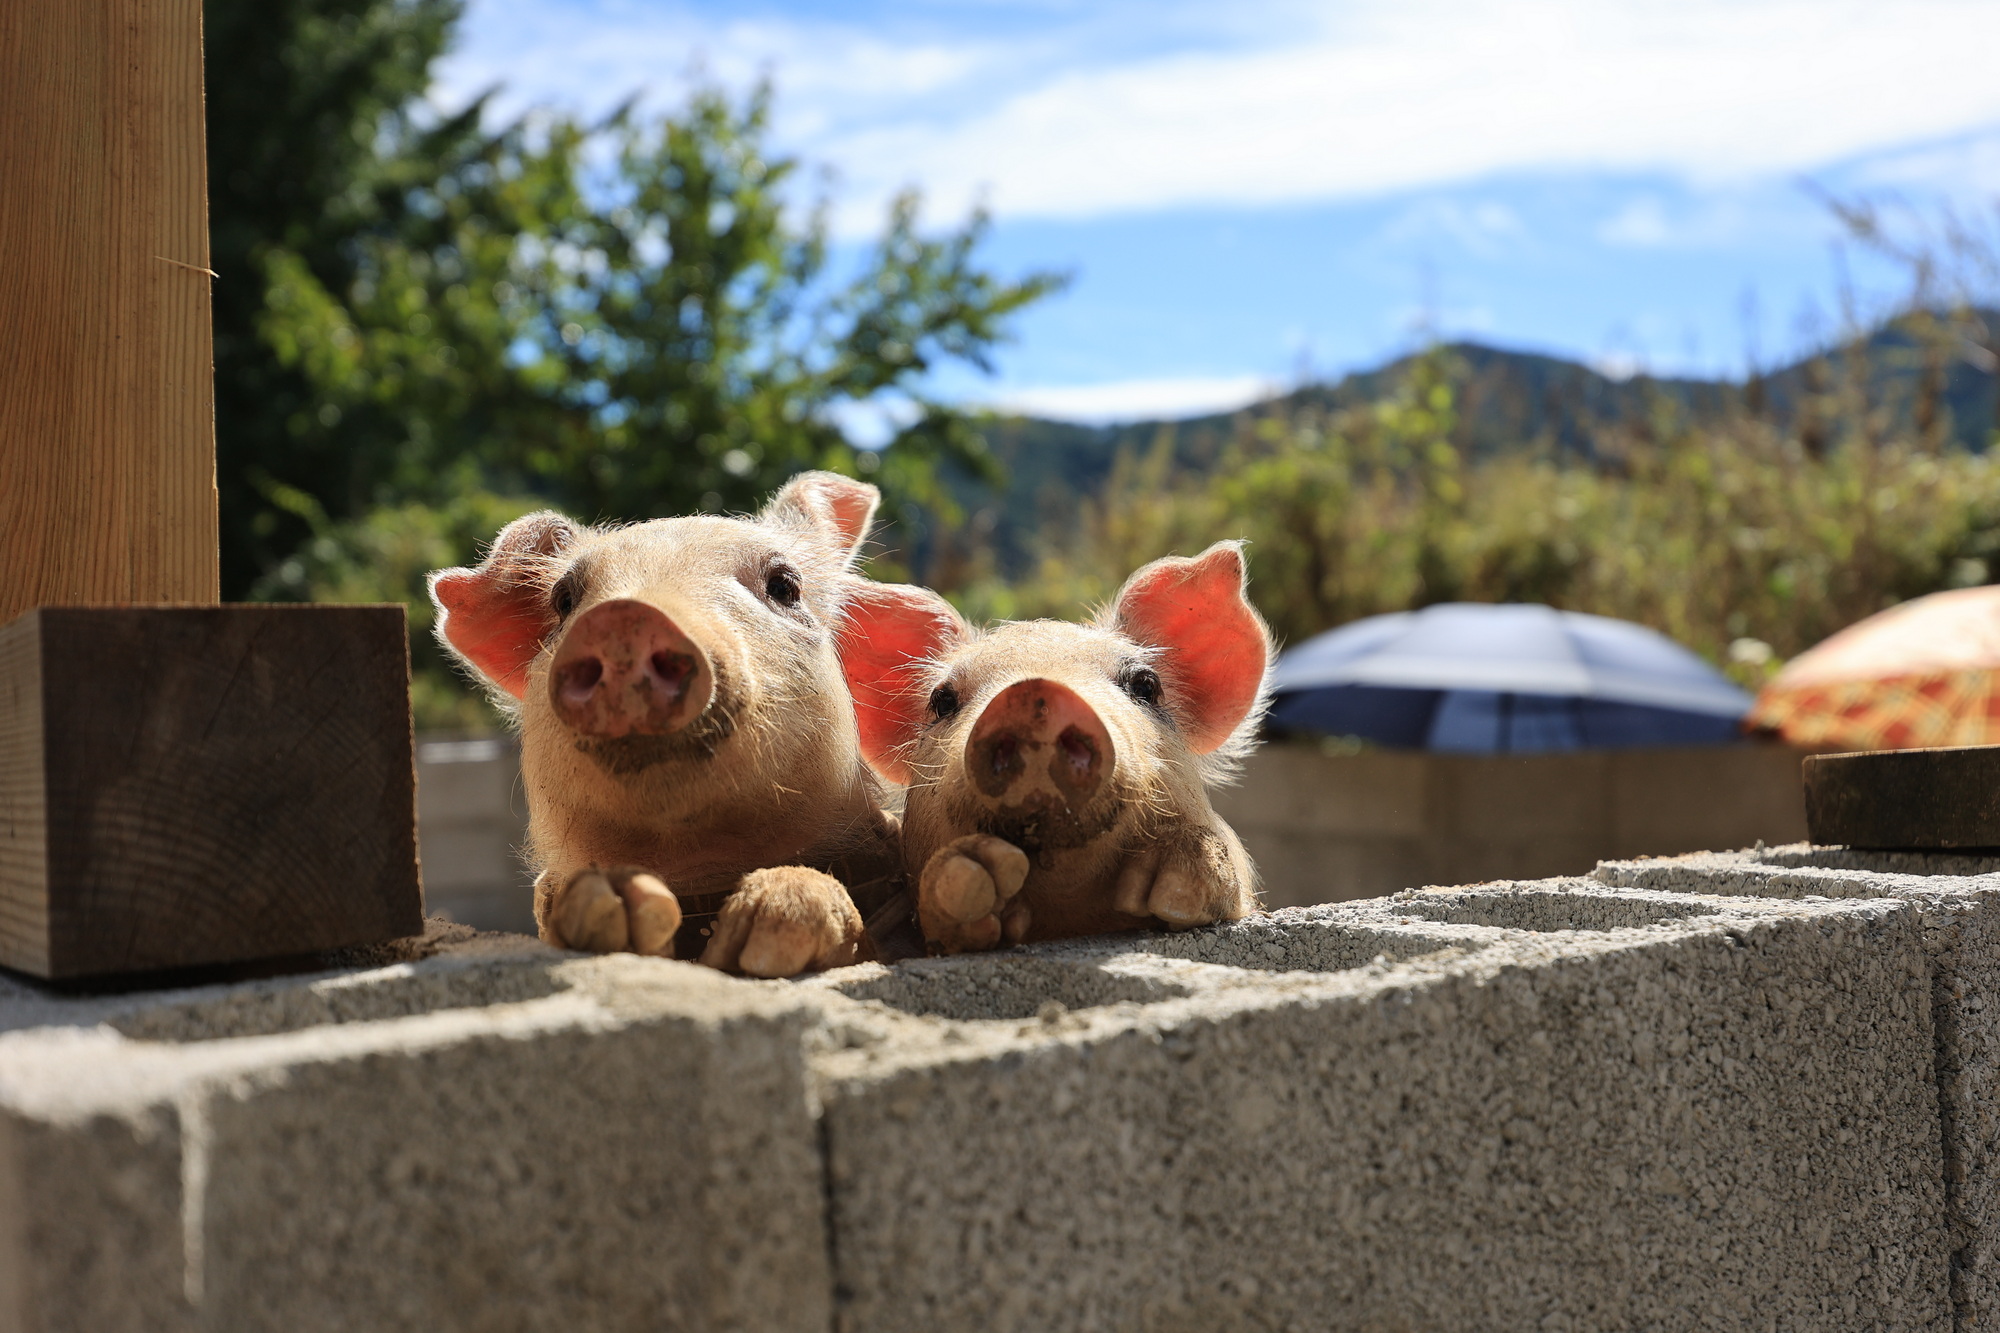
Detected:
[
  {"left": 415, "top": 735, "right": 537, "bottom": 934},
  {"left": 1213, "top": 740, "right": 1812, "bottom": 907}
]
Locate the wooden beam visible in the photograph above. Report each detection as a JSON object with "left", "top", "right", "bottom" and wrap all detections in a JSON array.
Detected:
[
  {"left": 0, "top": 0, "right": 219, "bottom": 621},
  {"left": 1803, "top": 745, "right": 2000, "bottom": 850},
  {"left": 0, "top": 607, "right": 423, "bottom": 978}
]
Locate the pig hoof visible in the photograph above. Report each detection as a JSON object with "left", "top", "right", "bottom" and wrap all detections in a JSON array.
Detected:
[
  {"left": 549, "top": 868, "right": 681, "bottom": 956},
  {"left": 699, "top": 867, "right": 866, "bottom": 978},
  {"left": 1114, "top": 853, "right": 1244, "bottom": 930},
  {"left": 918, "top": 835, "right": 1030, "bottom": 954},
  {"left": 1145, "top": 867, "right": 1214, "bottom": 928}
]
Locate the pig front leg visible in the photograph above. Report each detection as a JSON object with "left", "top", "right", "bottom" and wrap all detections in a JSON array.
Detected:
[
  {"left": 1112, "top": 823, "right": 1258, "bottom": 929},
  {"left": 917, "top": 834, "right": 1032, "bottom": 954},
  {"left": 698, "top": 867, "right": 871, "bottom": 977},
  {"left": 539, "top": 867, "right": 683, "bottom": 956}
]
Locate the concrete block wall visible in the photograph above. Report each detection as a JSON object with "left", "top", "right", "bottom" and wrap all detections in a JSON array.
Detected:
[
  {"left": 807, "top": 889, "right": 1947, "bottom": 1331},
  {"left": 414, "top": 737, "right": 535, "bottom": 935},
  {"left": 0, "top": 938, "right": 830, "bottom": 1333},
  {"left": 1599, "top": 844, "right": 2000, "bottom": 1331},
  {"left": 1214, "top": 742, "right": 1812, "bottom": 907},
  {"left": 1, "top": 854, "right": 1993, "bottom": 1330}
]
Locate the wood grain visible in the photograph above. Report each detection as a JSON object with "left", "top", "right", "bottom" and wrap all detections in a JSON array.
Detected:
[
  {"left": 0, "top": 0, "right": 219, "bottom": 622},
  {"left": 0, "top": 607, "right": 423, "bottom": 978},
  {"left": 0, "top": 619, "right": 51, "bottom": 976},
  {"left": 1803, "top": 745, "right": 2000, "bottom": 850}
]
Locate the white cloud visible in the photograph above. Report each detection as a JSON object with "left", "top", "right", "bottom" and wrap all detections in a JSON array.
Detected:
[
  {"left": 1383, "top": 198, "right": 1528, "bottom": 257},
  {"left": 435, "top": 2, "right": 1003, "bottom": 133},
  {"left": 864, "top": 0, "right": 2000, "bottom": 224},
  {"left": 990, "top": 375, "right": 1280, "bottom": 424},
  {"left": 1841, "top": 130, "right": 2000, "bottom": 202},
  {"left": 1598, "top": 197, "right": 1673, "bottom": 248},
  {"left": 441, "top": 0, "right": 2000, "bottom": 235}
]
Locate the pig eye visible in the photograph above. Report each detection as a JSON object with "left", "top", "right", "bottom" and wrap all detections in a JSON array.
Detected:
[
  {"left": 928, "top": 683, "right": 960, "bottom": 721},
  {"left": 1121, "top": 664, "right": 1164, "bottom": 707},
  {"left": 550, "top": 574, "right": 581, "bottom": 621},
  {"left": 764, "top": 565, "right": 802, "bottom": 608}
]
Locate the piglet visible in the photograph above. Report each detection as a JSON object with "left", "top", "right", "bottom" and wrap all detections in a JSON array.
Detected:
[
  {"left": 840, "top": 543, "right": 1269, "bottom": 951},
  {"left": 428, "top": 473, "right": 902, "bottom": 977}
]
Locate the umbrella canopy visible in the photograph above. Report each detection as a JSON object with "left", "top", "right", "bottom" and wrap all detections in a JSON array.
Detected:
[
  {"left": 1748, "top": 586, "right": 2000, "bottom": 750},
  {"left": 1268, "top": 603, "right": 1752, "bottom": 753}
]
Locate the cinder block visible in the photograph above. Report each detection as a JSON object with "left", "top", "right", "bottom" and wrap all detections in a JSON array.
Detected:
[
  {"left": 804, "top": 889, "right": 1951, "bottom": 1331},
  {"left": 0, "top": 1102, "right": 191, "bottom": 1332},
  {"left": 0, "top": 864, "right": 1973, "bottom": 1331},
  {"left": 0, "top": 937, "right": 830, "bottom": 1332},
  {"left": 1599, "top": 844, "right": 2000, "bottom": 1329},
  {"left": 414, "top": 736, "right": 535, "bottom": 934}
]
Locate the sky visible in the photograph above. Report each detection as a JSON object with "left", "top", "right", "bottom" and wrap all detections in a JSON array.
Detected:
[{"left": 434, "top": 0, "right": 2000, "bottom": 426}]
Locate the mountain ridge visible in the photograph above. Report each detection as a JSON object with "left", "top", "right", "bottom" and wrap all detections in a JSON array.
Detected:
[{"left": 950, "top": 313, "right": 1999, "bottom": 574}]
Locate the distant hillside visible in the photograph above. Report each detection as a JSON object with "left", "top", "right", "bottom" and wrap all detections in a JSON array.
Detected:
[{"left": 948, "top": 312, "right": 1999, "bottom": 575}]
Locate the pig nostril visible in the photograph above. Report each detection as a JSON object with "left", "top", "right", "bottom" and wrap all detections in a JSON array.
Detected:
[
  {"left": 986, "top": 736, "right": 1023, "bottom": 781},
  {"left": 556, "top": 657, "right": 604, "bottom": 706},
  {"left": 648, "top": 650, "right": 698, "bottom": 704},
  {"left": 970, "top": 730, "right": 1029, "bottom": 799},
  {"left": 1056, "top": 726, "right": 1098, "bottom": 778}
]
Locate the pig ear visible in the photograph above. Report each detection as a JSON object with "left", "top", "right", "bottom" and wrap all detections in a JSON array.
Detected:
[
  {"left": 836, "top": 583, "right": 969, "bottom": 784},
  {"left": 1110, "top": 542, "right": 1270, "bottom": 754},
  {"left": 429, "top": 511, "right": 579, "bottom": 700},
  {"left": 764, "top": 471, "right": 880, "bottom": 567}
]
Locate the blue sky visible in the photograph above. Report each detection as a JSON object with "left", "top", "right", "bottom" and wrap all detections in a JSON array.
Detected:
[{"left": 436, "top": 0, "right": 2000, "bottom": 424}]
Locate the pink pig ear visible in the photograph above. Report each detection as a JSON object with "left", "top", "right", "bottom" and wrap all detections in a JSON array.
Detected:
[
  {"left": 764, "top": 471, "right": 881, "bottom": 566},
  {"left": 429, "top": 511, "right": 579, "bottom": 699},
  {"left": 1110, "top": 542, "right": 1270, "bottom": 754},
  {"left": 837, "top": 582, "right": 968, "bottom": 784}
]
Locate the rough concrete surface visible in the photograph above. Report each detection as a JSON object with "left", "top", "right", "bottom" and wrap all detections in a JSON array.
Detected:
[
  {"left": 0, "top": 927, "right": 831, "bottom": 1333},
  {"left": 1600, "top": 844, "right": 2000, "bottom": 1332},
  {"left": 805, "top": 893, "right": 1948, "bottom": 1331},
  {"left": 0, "top": 860, "right": 1990, "bottom": 1331}
]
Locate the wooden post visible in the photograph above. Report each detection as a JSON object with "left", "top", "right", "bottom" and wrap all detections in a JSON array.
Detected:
[
  {"left": 0, "top": 1, "right": 423, "bottom": 977},
  {"left": 0, "top": 0, "right": 219, "bottom": 621}
]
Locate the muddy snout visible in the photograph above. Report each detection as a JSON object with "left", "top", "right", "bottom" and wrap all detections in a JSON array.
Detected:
[
  {"left": 547, "top": 598, "right": 714, "bottom": 738},
  {"left": 966, "top": 678, "right": 1114, "bottom": 811}
]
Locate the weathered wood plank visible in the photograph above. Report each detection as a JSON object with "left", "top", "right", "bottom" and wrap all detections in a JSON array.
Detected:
[
  {"left": 0, "top": 607, "right": 423, "bottom": 978},
  {"left": 0, "top": 0, "right": 219, "bottom": 622},
  {"left": 1803, "top": 745, "right": 2000, "bottom": 850}
]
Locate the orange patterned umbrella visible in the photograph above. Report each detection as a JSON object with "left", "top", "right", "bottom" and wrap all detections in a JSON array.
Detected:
[{"left": 1748, "top": 586, "right": 2000, "bottom": 750}]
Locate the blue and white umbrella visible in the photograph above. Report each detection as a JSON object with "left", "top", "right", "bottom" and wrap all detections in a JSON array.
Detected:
[{"left": 1267, "top": 603, "right": 1752, "bottom": 752}]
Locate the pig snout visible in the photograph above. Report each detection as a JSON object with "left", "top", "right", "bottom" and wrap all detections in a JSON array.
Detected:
[
  {"left": 547, "top": 598, "right": 714, "bottom": 738},
  {"left": 966, "top": 678, "right": 1113, "bottom": 811}
]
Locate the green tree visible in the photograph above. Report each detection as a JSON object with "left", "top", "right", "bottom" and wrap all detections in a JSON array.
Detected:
[
  {"left": 206, "top": 0, "right": 476, "bottom": 597},
  {"left": 207, "top": 0, "right": 1061, "bottom": 598},
  {"left": 950, "top": 350, "right": 2000, "bottom": 683}
]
